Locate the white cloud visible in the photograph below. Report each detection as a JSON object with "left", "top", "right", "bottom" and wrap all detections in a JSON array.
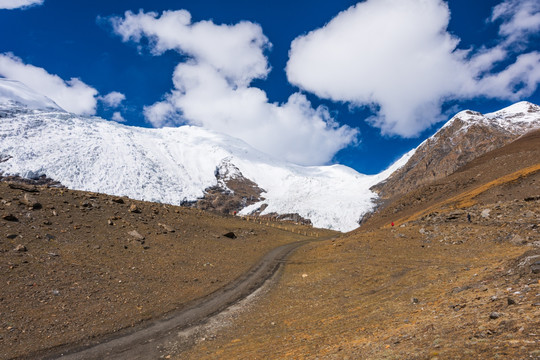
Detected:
[
  {"left": 111, "top": 10, "right": 271, "bottom": 86},
  {"left": 0, "top": 0, "right": 43, "bottom": 10},
  {"left": 99, "top": 91, "right": 126, "bottom": 108},
  {"left": 112, "top": 10, "right": 357, "bottom": 165},
  {"left": 286, "top": 0, "right": 540, "bottom": 137},
  {"left": 0, "top": 53, "right": 98, "bottom": 115},
  {"left": 112, "top": 111, "right": 126, "bottom": 122},
  {"left": 491, "top": 0, "right": 540, "bottom": 44}
]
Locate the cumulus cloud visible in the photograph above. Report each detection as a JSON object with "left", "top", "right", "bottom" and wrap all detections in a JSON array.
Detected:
[
  {"left": 0, "top": 53, "right": 98, "bottom": 115},
  {"left": 0, "top": 0, "right": 43, "bottom": 10},
  {"left": 111, "top": 10, "right": 357, "bottom": 165},
  {"left": 112, "top": 111, "right": 126, "bottom": 122},
  {"left": 286, "top": 0, "right": 540, "bottom": 137},
  {"left": 99, "top": 91, "right": 126, "bottom": 108}
]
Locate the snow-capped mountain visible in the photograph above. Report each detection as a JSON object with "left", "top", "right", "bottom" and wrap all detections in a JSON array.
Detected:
[
  {"left": 373, "top": 101, "right": 540, "bottom": 200},
  {"left": 0, "top": 78, "right": 62, "bottom": 112},
  {"left": 2, "top": 78, "right": 538, "bottom": 231},
  {"left": 0, "top": 79, "right": 409, "bottom": 232}
]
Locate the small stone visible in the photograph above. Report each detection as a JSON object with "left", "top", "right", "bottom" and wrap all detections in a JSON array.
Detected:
[
  {"left": 129, "top": 204, "right": 141, "bottom": 213},
  {"left": 158, "top": 223, "right": 175, "bottom": 232},
  {"left": 52, "top": 210, "right": 58, "bottom": 216},
  {"left": 223, "top": 232, "right": 237, "bottom": 239},
  {"left": 108, "top": 219, "right": 114, "bottom": 226},
  {"left": 45, "top": 234, "right": 56, "bottom": 240},
  {"left": 509, "top": 235, "right": 525, "bottom": 246},
  {"left": 489, "top": 312, "right": 501, "bottom": 320},
  {"left": 128, "top": 230, "right": 145, "bottom": 241},
  {"left": 481, "top": 209, "right": 491, "bottom": 218},
  {"left": 507, "top": 297, "right": 516, "bottom": 305},
  {"left": 2, "top": 214, "right": 18, "bottom": 222},
  {"left": 52, "top": 290, "right": 60, "bottom": 296},
  {"left": 6, "top": 234, "right": 18, "bottom": 239},
  {"left": 13, "top": 244, "right": 27, "bottom": 252},
  {"left": 22, "top": 193, "right": 42, "bottom": 210},
  {"left": 111, "top": 198, "right": 125, "bottom": 204},
  {"left": 43, "top": 220, "right": 52, "bottom": 225},
  {"left": 411, "top": 297, "right": 419, "bottom": 304}
]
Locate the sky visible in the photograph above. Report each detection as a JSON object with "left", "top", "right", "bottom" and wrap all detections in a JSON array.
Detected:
[{"left": 0, "top": 0, "right": 539, "bottom": 174}]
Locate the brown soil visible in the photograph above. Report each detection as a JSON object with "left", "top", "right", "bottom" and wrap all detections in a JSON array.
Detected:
[
  {"left": 175, "top": 130, "right": 540, "bottom": 359},
  {"left": 0, "top": 182, "right": 334, "bottom": 359}
]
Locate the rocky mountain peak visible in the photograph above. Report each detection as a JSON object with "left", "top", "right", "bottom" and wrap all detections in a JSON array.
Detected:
[{"left": 372, "top": 102, "right": 540, "bottom": 200}]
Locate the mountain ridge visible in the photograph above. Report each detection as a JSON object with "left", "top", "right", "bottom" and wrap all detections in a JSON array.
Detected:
[
  {"left": 2, "top": 78, "right": 539, "bottom": 231},
  {"left": 372, "top": 101, "right": 540, "bottom": 201}
]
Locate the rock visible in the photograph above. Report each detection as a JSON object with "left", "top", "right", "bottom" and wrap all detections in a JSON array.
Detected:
[
  {"left": 507, "top": 297, "right": 516, "bottom": 305},
  {"left": 45, "top": 234, "right": 56, "bottom": 240},
  {"left": 158, "top": 223, "right": 175, "bottom": 232},
  {"left": 108, "top": 219, "right": 114, "bottom": 226},
  {"left": 481, "top": 209, "right": 491, "bottom": 218},
  {"left": 111, "top": 198, "right": 125, "bottom": 204},
  {"left": 223, "top": 232, "right": 237, "bottom": 239},
  {"left": 8, "top": 183, "right": 38, "bottom": 192},
  {"left": 411, "top": 297, "right": 419, "bottom": 304},
  {"left": 2, "top": 213, "right": 18, "bottom": 222},
  {"left": 446, "top": 210, "right": 465, "bottom": 220},
  {"left": 128, "top": 230, "right": 145, "bottom": 241},
  {"left": 129, "top": 204, "right": 141, "bottom": 213},
  {"left": 6, "top": 234, "right": 18, "bottom": 239},
  {"left": 489, "top": 312, "right": 501, "bottom": 320},
  {"left": 509, "top": 235, "right": 525, "bottom": 246},
  {"left": 13, "top": 244, "right": 27, "bottom": 252},
  {"left": 22, "top": 193, "right": 42, "bottom": 209},
  {"left": 531, "top": 261, "right": 540, "bottom": 274}
]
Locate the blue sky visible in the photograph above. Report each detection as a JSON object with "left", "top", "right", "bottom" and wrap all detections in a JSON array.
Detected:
[{"left": 0, "top": 0, "right": 539, "bottom": 174}]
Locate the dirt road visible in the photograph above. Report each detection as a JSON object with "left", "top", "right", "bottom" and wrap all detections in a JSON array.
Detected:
[{"left": 42, "top": 239, "right": 317, "bottom": 359}]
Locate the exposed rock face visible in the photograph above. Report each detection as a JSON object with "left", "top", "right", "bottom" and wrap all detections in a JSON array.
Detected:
[
  {"left": 191, "top": 159, "right": 265, "bottom": 215},
  {"left": 373, "top": 102, "right": 540, "bottom": 200}
]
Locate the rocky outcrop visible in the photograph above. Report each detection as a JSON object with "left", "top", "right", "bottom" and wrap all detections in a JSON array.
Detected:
[
  {"left": 373, "top": 103, "right": 540, "bottom": 200},
  {"left": 190, "top": 159, "right": 265, "bottom": 215}
]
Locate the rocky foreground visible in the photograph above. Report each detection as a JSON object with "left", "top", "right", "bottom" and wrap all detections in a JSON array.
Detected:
[
  {"left": 0, "top": 181, "right": 333, "bottom": 359},
  {"left": 175, "top": 131, "right": 540, "bottom": 359}
]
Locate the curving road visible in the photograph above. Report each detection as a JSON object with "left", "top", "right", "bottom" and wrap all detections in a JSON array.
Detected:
[{"left": 41, "top": 239, "right": 316, "bottom": 360}]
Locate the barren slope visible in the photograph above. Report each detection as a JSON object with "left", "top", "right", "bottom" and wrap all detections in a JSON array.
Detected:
[
  {"left": 176, "top": 130, "right": 540, "bottom": 359},
  {"left": 0, "top": 181, "right": 334, "bottom": 359}
]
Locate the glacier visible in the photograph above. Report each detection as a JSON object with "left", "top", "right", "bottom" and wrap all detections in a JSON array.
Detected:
[{"left": 0, "top": 79, "right": 410, "bottom": 232}]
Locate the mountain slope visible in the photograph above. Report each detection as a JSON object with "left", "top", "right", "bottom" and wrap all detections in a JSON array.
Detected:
[
  {"left": 372, "top": 101, "right": 540, "bottom": 200},
  {"left": 0, "top": 79, "right": 393, "bottom": 232}
]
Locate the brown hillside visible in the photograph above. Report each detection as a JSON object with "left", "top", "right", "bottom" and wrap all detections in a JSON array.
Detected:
[
  {"left": 177, "top": 130, "right": 540, "bottom": 359},
  {"left": 0, "top": 182, "right": 334, "bottom": 360}
]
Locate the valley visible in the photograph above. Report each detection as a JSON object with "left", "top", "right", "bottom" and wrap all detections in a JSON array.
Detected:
[{"left": 0, "top": 81, "right": 539, "bottom": 359}]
